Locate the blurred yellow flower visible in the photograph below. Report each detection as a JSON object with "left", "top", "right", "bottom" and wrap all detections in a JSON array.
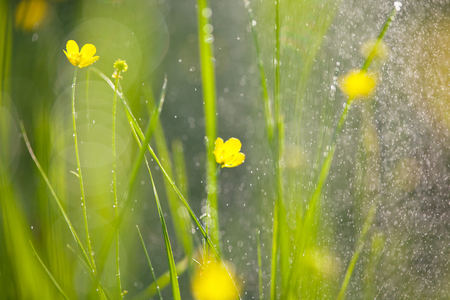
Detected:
[
  {"left": 15, "top": 0, "right": 48, "bottom": 31},
  {"left": 361, "top": 39, "right": 389, "bottom": 62},
  {"left": 338, "top": 69, "right": 377, "bottom": 99},
  {"left": 63, "top": 40, "right": 99, "bottom": 69},
  {"left": 191, "top": 260, "right": 239, "bottom": 300},
  {"left": 213, "top": 137, "right": 245, "bottom": 168}
]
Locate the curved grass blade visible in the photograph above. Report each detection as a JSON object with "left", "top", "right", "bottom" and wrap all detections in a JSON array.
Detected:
[
  {"left": 132, "top": 257, "right": 189, "bottom": 300},
  {"left": 29, "top": 241, "right": 71, "bottom": 300},
  {"left": 132, "top": 127, "right": 181, "bottom": 300},
  {"left": 336, "top": 203, "right": 377, "bottom": 300},
  {"left": 136, "top": 225, "right": 163, "bottom": 300},
  {"left": 20, "top": 122, "right": 93, "bottom": 271}
]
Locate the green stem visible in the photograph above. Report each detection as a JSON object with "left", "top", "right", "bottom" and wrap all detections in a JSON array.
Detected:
[
  {"left": 336, "top": 203, "right": 377, "bottom": 300},
  {"left": 244, "top": 0, "right": 274, "bottom": 141},
  {"left": 361, "top": 7, "right": 399, "bottom": 72},
  {"left": 112, "top": 73, "right": 123, "bottom": 300},
  {"left": 71, "top": 67, "right": 96, "bottom": 273},
  {"left": 137, "top": 227, "right": 164, "bottom": 300},
  {"left": 270, "top": 1, "right": 282, "bottom": 299},
  {"left": 86, "top": 68, "right": 90, "bottom": 131},
  {"left": 197, "top": 0, "right": 220, "bottom": 251},
  {"left": 256, "top": 229, "right": 263, "bottom": 300}
]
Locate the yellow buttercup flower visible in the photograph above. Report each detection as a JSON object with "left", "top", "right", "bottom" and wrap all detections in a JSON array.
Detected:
[
  {"left": 191, "top": 260, "right": 239, "bottom": 300},
  {"left": 63, "top": 40, "right": 99, "bottom": 68},
  {"left": 213, "top": 137, "right": 245, "bottom": 168},
  {"left": 338, "top": 69, "right": 377, "bottom": 99}
]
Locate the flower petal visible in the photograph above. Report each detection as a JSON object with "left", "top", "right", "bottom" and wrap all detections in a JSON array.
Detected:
[
  {"left": 78, "top": 56, "right": 99, "bottom": 68},
  {"left": 213, "top": 138, "right": 224, "bottom": 164},
  {"left": 223, "top": 153, "right": 245, "bottom": 168},
  {"left": 66, "top": 40, "right": 79, "bottom": 55},
  {"left": 80, "top": 44, "right": 97, "bottom": 59},
  {"left": 222, "top": 138, "right": 241, "bottom": 159}
]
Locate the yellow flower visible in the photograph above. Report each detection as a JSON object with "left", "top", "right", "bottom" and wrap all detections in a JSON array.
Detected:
[
  {"left": 213, "top": 137, "right": 245, "bottom": 168},
  {"left": 191, "top": 260, "right": 239, "bottom": 300},
  {"left": 63, "top": 40, "right": 99, "bottom": 68},
  {"left": 15, "top": 0, "right": 48, "bottom": 31},
  {"left": 338, "top": 69, "right": 377, "bottom": 99}
]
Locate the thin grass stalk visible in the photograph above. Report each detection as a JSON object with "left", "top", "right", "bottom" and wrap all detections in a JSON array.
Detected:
[
  {"left": 270, "top": 0, "right": 283, "bottom": 298},
  {"left": 336, "top": 202, "right": 377, "bottom": 300},
  {"left": 20, "top": 123, "right": 108, "bottom": 299},
  {"left": 112, "top": 71, "right": 123, "bottom": 300},
  {"left": 86, "top": 69, "right": 90, "bottom": 131},
  {"left": 132, "top": 257, "right": 189, "bottom": 300},
  {"left": 0, "top": 0, "right": 11, "bottom": 108},
  {"left": 144, "top": 87, "right": 194, "bottom": 258},
  {"left": 91, "top": 71, "right": 166, "bottom": 277},
  {"left": 361, "top": 6, "right": 400, "bottom": 72},
  {"left": 136, "top": 226, "right": 163, "bottom": 300},
  {"left": 29, "top": 242, "right": 71, "bottom": 300},
  {"left": 70, "top": 67, "right": 96, "bottom": 272},
  {"left": 20, "top": 122, "right": 93, "bottom": 270},
  {"left": 244, "top": 0, "right": 274, "bottom": 141},
  {"left": 197, "top": 0, "right": 220, "bottom": 251},
  {"left": 132, "top": 126, "right": 181, "bottom": 300},
  {"left": 256, "top": 229, "right": 263, "bottom": 300}
]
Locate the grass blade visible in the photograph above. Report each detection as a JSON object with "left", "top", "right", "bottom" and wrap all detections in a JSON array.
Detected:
[
  {"left": 29, "top": 241, "right": 71, "bottom": 300},
  {"left": 132, "top": 126, "right": 181, "bottom": 300},
  {"left": 143, "top": 87, "right": 194, "bottom": 258},
  {"left": 336, "top": 203, "right": 377, "bottom": 300},
  {"left": 197, "top": 0, "right": 220, "bottom": 250},
  {"left": 136, "top": 226, "right": 164, "bottom": 300},
  {"left": 19, "top": 122, "right": 93, "bottom": 271},
  {"left": 256, "top": 229, "right": 263, "bottom": 300},
  {"left": 132, "top": 257, "right": 189, "bottom": 300},
  {"left": 244, "top": 0, "right": 274, "bottom": 141}
]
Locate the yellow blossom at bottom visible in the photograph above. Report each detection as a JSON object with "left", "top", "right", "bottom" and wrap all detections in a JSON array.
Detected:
[
  {"left": 191, "top": 260, "right": 239, "bottom": 300},
  {"left": 338, "top": 69, "right": 377, "bottom": 100}
]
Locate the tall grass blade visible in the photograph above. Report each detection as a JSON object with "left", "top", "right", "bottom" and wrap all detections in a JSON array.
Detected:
[
  {"left": 256, "top": 229, "right": 263, "bottom": 300},
  {"left": 197, "top": 0, "right": 220, "bottom": 250},
  {"left": 244, "top": 0, "right": 274, "bottom": 141},
  {"left": 132, "top": 257, "right": 189, "bottom": 300},
  {"left": 29, "top": 241, "right": 71, "bottom": 300},
  {"left": 143, "top": 87, "right": 194, "bottom": 258},
  {"left": 133, "top": 128, "right": 181, "bottom": 300},
  {"left": 19, "top": 122, "right": 93, "bottom": 271},
  {"left": 336, "top": 203, "right": 377, "bottom": 300},
  {"left": 136, "top": 225, "right": 164, "bottom": 300}
]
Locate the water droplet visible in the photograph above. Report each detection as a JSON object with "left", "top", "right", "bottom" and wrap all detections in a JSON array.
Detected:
[
  {"left": 252, "top": 20, "right": 257, "bottom": 26},
  {"left": 394, "top": 1, "right": 402, "bottom": 11},
  {"left": 202, "top": 7, "right": 212, "bottom": 18},
  {"left": 204, "top": 34, "right": 214, "bottom": 43}
]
